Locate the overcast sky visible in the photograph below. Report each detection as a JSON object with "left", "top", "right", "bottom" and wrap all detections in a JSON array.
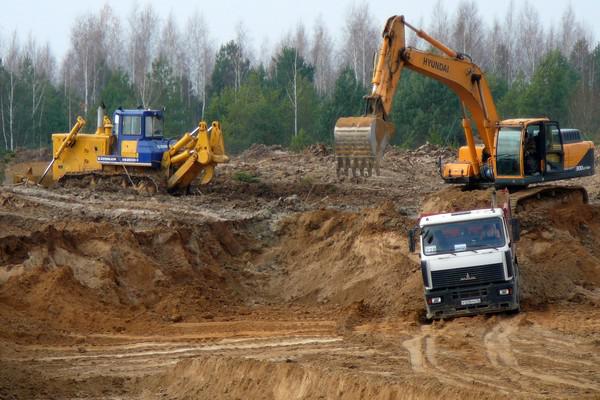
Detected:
[{"left": 1, "top": 0, "right": 597, "bottom": 61}]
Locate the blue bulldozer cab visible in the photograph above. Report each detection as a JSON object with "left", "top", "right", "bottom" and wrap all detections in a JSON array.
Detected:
[{"left": 97, "top": 109, "right": 173, "bottom": 168}]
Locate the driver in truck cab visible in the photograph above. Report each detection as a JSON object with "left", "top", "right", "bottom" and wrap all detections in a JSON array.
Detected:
[{"left": 480, "top": 223, "right": 501, "bottom": 241}]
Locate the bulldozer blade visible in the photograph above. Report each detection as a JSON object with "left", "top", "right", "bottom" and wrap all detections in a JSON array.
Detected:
[{"left": 334, "top": 116, "right": 394, "bottom": 177}]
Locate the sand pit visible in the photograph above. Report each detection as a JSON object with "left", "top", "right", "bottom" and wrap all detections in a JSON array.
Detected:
[{"left": 1, "top": 145, "right": 600, "bottom": 399}]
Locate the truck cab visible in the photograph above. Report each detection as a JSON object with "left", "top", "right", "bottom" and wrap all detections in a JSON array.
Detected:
[
  {"left": 409, "top": 207, "right": 520, "bottom": 319},
  {"left": 97, "top": 109, "right": 172, "bottom": 168}
]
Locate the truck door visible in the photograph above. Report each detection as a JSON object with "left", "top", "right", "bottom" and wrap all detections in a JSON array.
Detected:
[{"left": 543, "top": 122, "right": 564, "bottom": 174}]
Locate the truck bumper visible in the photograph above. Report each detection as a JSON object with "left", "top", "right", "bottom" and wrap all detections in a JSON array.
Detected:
[{"left": 425, "top": 280, "right": 519, "bottom": 319}]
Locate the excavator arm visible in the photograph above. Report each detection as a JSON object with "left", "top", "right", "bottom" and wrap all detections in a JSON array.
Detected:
[{"left": 335, "top": 15, "right": 499, "bottom": 181}]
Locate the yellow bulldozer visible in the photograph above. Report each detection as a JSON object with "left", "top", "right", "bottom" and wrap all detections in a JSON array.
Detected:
[{"left": 17, "top": 106, "right": 229, "bottom": 193}]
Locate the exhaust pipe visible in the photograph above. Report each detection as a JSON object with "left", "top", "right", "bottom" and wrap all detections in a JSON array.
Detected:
[{"left": 97, "top": 105, "right": 105, "bottom": 133}]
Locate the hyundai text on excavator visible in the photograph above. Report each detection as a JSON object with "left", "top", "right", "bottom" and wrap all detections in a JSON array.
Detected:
[
  {"left": 29, "top": 106, "right": 229, "bottom": 193},
  {"left": 334, "top": 15, "right": 594, "bottom": 203}
]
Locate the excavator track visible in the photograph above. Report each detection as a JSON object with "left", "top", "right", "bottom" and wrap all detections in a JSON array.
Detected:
[{"left": 509, "top": 185, "right": 588, "bottom": 216}]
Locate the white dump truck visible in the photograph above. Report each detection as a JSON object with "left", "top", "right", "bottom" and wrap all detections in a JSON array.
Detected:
[{"left": 409, "top": 197, "right": 521, "bottom": 319}]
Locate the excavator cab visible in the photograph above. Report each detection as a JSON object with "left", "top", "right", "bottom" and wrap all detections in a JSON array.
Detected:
[{"left": 493, "top": 119, "right": 594, "bottom": 187}]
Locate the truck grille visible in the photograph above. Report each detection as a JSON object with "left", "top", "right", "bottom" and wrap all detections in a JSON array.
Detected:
[{"left": 431, "top": 263, "right": 505, "bottom": 289}]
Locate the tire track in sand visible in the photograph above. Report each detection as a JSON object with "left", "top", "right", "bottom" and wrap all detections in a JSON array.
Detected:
[
  {"left": 484, "top": 315, "right": 600, "bottom": 392},
  {"left": 402, "top": 326, "right": 514, "bottom": 394}
]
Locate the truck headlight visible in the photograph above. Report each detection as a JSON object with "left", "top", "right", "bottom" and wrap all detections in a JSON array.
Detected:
[
  {"left": 498, "top": 288, "right": 512, "bottom": 296},
  {"left": 427, "top": 297, "right": 442, "bottom": 304}
]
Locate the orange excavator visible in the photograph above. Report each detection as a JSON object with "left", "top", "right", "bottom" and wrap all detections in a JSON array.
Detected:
[{"left": 334, "top": 16, "right": 594, "bottom": 202}]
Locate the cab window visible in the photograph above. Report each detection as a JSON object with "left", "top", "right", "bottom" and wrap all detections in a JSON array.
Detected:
[
  {"left": 114, "top": 114, "right": 120, "bottom": 136},
  {"left": 145, "top": 116, "right": 164, "bottom": 138},
  {"left": 122, "top": 116, "right": 141, "bottom": 136},
  {"left": 546, "top": 124, "right": 562, "bottom": 152},
  {"left": 496, "top": 127, "right": 522, "bottom": 176}
]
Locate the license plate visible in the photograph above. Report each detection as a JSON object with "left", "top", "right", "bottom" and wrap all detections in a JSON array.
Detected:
[{"left": 461, "top": 298, "right": 481, "bottom": 306}]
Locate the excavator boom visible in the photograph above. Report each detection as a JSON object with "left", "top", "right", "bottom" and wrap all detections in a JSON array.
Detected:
[{"left": 335, "top": 15, "right": 499, "bottom": 180}]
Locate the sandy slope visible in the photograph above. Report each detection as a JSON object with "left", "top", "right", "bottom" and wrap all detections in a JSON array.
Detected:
[{"left": 1, "top": 144, "right": 599, "bottom": 399}]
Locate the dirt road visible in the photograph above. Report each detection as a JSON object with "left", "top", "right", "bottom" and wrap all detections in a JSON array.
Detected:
[
  {"left": 1, "top": 144, "right": 600, "bottom": 399},
  {"left": 4, "top": 308, "right": 600, "bottom": 399}
]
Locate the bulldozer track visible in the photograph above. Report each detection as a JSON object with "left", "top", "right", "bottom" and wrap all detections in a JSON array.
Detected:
[{"left": 57, "top": 170, "right": 167, "bottom": 194}]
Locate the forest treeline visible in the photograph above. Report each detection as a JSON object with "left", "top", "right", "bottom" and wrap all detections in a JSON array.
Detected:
[{"left": 0, "top": 0, "right": 598, "bottom": 154}]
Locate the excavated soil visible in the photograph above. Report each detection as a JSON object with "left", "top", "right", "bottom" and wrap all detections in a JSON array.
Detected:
[{"left": 1, "top": 144, "right": 600, "bottom": 399}]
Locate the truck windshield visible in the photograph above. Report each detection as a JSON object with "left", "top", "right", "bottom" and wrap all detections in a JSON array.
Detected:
[{"left": 421, "top": 217, "right": 505, "bottom": 256}]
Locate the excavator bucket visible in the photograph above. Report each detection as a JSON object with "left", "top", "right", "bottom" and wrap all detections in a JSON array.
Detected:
[{"left": 334, "top": 116, "right": 394, "bottom": 177}]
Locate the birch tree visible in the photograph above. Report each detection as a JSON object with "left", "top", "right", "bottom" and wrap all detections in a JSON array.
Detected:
[
  {"left": 1, "top": 32, "right": 20, "bottom": 150},
  {"left": 293, "top": 23, "right": 309, "bottom": 61},
  {"left": 501, "top": 1, "right": 518, "bottom": 84},
  {"left": 234, "top": 21, "right": 252, "bottom": 89},
  {"left": 451, "top": 1, "right": 485, "bottom": 64},
  {"left": 429, "top": 0, "right": 451, "bottom": 45},
  {"left": 62, "top": 6, "right": 120, "bottom": 116},
  {"left": 185, "top": 11, "right": 214, "bottom": 118},
  {"left": 560, "top": 4, "right": 578, "bottom": 57},
  {"left": 159, "top": 13, "right": 185, "bottom": 80},
  {"left": 258, "top": 36, "right": 272, "bottom": 69},
  {"left": 272, "top": 46, "right": 315, "bottom": 139},
  {"left": 310, "top": 16, "right": 334, "bottom": 95},
  {"left": 341, "top": 3, "right": 379, "bottom": 88},
  {"left": 516, "top": 1, "right": 544, "bottom": 80},
  {"left": 99, "top": 4, "right": 124, "bottom": 71},
  {"left": 128, "top": 4, "right": 159, "bottom": 106},
  {"left": 486, "top": 18, "right": 503, "bottom": 75},
  {"left": 22, "top": 36, "right": 54, "bottom": 147}
]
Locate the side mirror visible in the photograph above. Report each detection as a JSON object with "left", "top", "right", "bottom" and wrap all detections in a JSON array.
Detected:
[
  {"left": 511, "top": 218, "right": 520, "bottom": 242},
  {"left": 408, "top": 228, "right": 416, "bottom": 253}
]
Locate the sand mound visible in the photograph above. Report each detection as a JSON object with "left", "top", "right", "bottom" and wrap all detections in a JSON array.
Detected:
[
  {"left": 143, "top": 356, "right": 501, "bottom": 400},
  {"left": 1, "top": 181, "right": 599, "bottom": 343},
  {"left": 420, "top": 186, "right": 504, "bottom": 214},
  {"left": 0, "top": 215, "right": 254, "bottom": 339},
  {"left": 517, "top": 197, "right": 600, "bottom": 306},
  {"left": 264, "top": 202, "right": 423, "bottom": 315}
]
